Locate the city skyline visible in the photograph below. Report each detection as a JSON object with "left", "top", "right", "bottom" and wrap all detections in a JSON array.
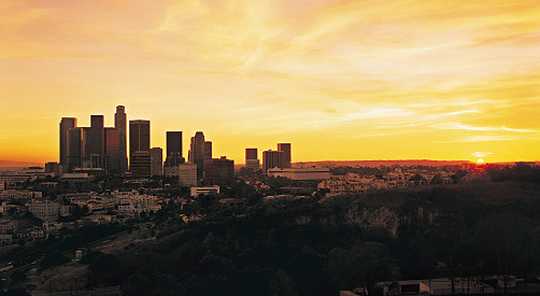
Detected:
[{"left": 2, "top": 1, "right": 540, "bottom": 164}]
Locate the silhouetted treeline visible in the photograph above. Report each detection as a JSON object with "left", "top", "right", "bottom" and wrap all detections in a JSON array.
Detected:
[{"left": 488, "top": 164, "right": 540, "bottom": 183}]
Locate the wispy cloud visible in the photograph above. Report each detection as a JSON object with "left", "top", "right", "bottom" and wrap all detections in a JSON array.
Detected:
[{"left": 433, "top": 122, "right": 537, "bottom": 133}]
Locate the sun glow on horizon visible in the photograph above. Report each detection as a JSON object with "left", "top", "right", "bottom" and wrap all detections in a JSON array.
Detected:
[{"left": 1, "top": 1, "right": 540, "bottom": 164}]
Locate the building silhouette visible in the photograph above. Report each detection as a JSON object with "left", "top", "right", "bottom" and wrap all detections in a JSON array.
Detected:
[
  {"left": 150, "top": 147, "right": 163, "bottom": 177},
  {"left": 204, "top": 156, "right": 234, "bottom": 185},
  {"left": 262, "top": 150, "right": 283, "bottom": 173},
  {"left": 59, "top": 117, "right": 77, "bottom": 170},
  {"left": 115, "top": 105, "right": 128, "bottom": 174},
  {"left": 104, "top": 127, "right": 121, "bottom": 174},
  {"left": 165, "top": 131, "right": 183, "bottom": 167},
  {"left": 277, "top": 143, "right": 292, "bottom": 168},
  {"left": 188, "top": 131, "right": 209, "bottom": 181},
  {"left": 204, "top": 141, "right": 213, "bottom": 160},
  {"left": 245, "top": 148, "right": 260, "bottom": 171},
  {"left": 129, "top": 120, "right": 150, "bottom": 174},
  {"left": 131, "top": 151, "right": 151, "bottom": 177}
]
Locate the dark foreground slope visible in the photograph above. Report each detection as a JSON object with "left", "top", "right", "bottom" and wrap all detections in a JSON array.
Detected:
[{"left": 80, "top": 179, "right": 540, "bottom": 296}]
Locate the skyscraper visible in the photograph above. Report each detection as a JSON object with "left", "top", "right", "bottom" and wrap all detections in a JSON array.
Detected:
[
  {"left": 83, "top": 115, "right": 105, "bottom": 168},
  {"left": 150, "top": 147, "right": 163, "bottom": 177},
  {"left": 204, "top": 141, "right": 212, "bottom": 160},
  {"left": 165, "top": 131, "right": 183, "bottom": 167},
  {"left": 129, "top": 120, "right": 151, "bottom": 173},
  {"left": 245, "top": 148, "right": 260, "bottom": 171},
  {"left": 90, "top": 115, "right": 104, "bottom": 129},
  {"left": 59, "top": 117, "right": 77, "bottom": 169},
  {"left": 277, "top": 143, "right": 292, "bottom": 168},
  {"left": 66, "top": 127, "right": 83, "bottom": 171},
  {"left": 262, "top": 150, "right": 283, "bottom": 173},
  {"left": 104, "top": 127, "right": 121, "bottom": 174},
  {"left": 189, "top": 131, "right": 207, "bottom": 181},
  {"left": 131, "top": 151, "right": 151, "bottom": 177},
  {"left": 115, "top": 105, "right": 127, "bottom": 174}
]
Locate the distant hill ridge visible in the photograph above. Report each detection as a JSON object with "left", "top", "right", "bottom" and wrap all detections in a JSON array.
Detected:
[
  {"left": 0, "top": 160, "right": 43, "bottom": 168},
  {"left": 295, "top": 160, "right": 473, "bottom": 168}
]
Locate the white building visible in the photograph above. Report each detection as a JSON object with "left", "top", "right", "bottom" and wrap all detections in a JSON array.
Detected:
[
  {"left": 190, "top": 186, "right": 220, "bottom": 197},
  {"left": 267, "top": 167, "right": 331, "bottom": 181},
  {"left": 115, "top": 192, "right": 162, "bottom": 216}
]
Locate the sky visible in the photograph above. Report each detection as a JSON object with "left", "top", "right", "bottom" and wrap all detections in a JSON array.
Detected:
[{"left": 1, "top": 0, "right": 540, "bottom": 164}]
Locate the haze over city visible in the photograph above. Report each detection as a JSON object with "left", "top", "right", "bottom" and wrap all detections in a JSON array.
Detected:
[{"left": 2, "top": 0, "right": 540, "bottom": 163}]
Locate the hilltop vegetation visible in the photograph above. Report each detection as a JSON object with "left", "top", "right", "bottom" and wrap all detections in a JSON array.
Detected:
[{"left": 79, "top": 172, "right": 540, "bottom": 296}]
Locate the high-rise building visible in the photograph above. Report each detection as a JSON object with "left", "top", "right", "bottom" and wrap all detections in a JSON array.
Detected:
[
  {"left": 245, "top": 148, "right": 260, "bottom": 171},
  {"left": 263, "top": 150, "right": 283, "bottom": 173},
  {"left": 204, "top": 141, "right": 212, "bottom": 160},
  {"left": 178, "top": 163, "right": 198, "bottom": 187},
  {"left": 59, "top": 117, "right": 77, "bottom": 169},
  {"left": 129, "top": 120, "right": 150, "bottom": 172},
  {"left": 277, "top": 143, "right": 292, "bottom": 168},
  {"left": 90, "top": 115, "right": 104, "bottom": 129},
  {"left": 203, "top": 156, "right": 234, "bottom": 185},
  {"left": 131, "top": 151, "right": 151, "bottom": 177},
  {"left": 165, "top": 131, "right": 183, "bottom": 167},
  {"left": 115, "top": 105, "right": 128, "bottom": 174},
  {"left": 82, "top": 115, "right": 105, "bottom": 169},
  {"left": 150, "top": 147, "right": 163, "bottom": 177},
  {"left": 66, "top": 127, "right": 83, "bottom": 171},
  {"left": 189, "top": 131, "right": 207, "bottom": 181},
  {"left": 104, "top": 128, "right": 121, "bottom": 174}
]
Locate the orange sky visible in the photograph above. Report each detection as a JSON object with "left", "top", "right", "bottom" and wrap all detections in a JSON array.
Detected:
[{"left": 1, "top": 0, "right": 540, "bottom": 164}]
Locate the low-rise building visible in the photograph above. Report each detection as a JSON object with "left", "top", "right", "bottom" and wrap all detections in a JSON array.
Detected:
[
  {"left": 190, "top": 186, "right": 220, "bottom": 197},
  {"left": 28, "top": 200, "right": 60, "bottom": 221}
]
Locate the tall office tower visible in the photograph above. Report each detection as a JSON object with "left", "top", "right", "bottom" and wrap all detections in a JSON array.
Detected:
[
  {"left": 115, "top": 105, "right": 128, "bottom": 173},
  {"left": 59, "top": 117, "right": 77, "bottom": 169},
  {"left": 189, "top": 131, "right": 206, "bottom": 180},
  {"left": 129, "top": 120, "right": 150, "bottom": 172},
  {"left": 203, "top": 156, "right": 234, "bottom": 185},
  {"left": 131, "top": 151, "right": 151, "bottom": 177},
  {"left": 262, "top": 150, "right": 283, "bottom": 173},
  {"left": 277, "top": 143, "right": 292, "bottom": 168},
  {"left": 165, "top": 131, "right": 183, "bottom": 167},
  {"left": 90, "top": 115, "right": 104, "bottom": 129},
  {"left": 150, "top": 147, "right": 163, "bottom": 177},
  {"left": 178, "top": 163, "right": 198, "bottom": 187},
  {"left": 66, "top": 127, "right": 83, "bottom": 171},
  {"left": 245, "top": 148, "right": 260, "bottom": 171},
  {"left": 204, "top": 141, "right": 212, "bottom": 160},
  {"left": 83, "top": 115, "right": 105, "bottom": 168},
  {"left": 104, "top": 128, "right": 121, "bottom": 174}
]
